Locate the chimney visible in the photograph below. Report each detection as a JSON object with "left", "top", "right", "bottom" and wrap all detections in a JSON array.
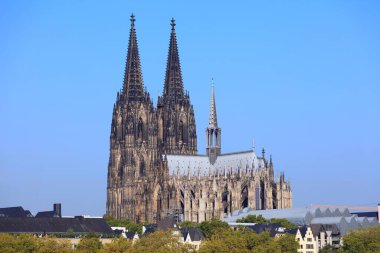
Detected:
[{"left": 53, "top": 203, "right": 62, "bottom": 218}]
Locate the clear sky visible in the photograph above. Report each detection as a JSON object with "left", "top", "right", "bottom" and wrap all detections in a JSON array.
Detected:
[{"left": 1, "top": 1, "right": 379, "bottom": 216}]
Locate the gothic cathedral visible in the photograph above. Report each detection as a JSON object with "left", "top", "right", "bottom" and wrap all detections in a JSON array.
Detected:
[{"left": 106, "top": 15, "right": 292, "bottom": 224}]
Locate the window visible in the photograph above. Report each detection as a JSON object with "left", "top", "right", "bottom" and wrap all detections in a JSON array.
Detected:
[
  {"left": 306, "top": 244, "right": 314, "bottom": 249},
  {"left": 137, "top": 118, "right": 143, "bottom": 140},
  {"left": 241, "top": 186, "right": 248, "bottom": 208},
  {"left": 255, "top": 187, "right": 260, "bottom": 210}
]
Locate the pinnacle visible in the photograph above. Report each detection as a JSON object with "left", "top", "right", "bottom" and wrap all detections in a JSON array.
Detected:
[{"left": 208, "top": 78, "right": 218, "bottom": 128}]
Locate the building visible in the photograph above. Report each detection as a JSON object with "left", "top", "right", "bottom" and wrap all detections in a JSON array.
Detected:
[
  {"left": 310, "top": 224, "right": 341, "bottom": 249},
  {"left": 179, "top": 227, "right": 205, "bottom": 250},
  {"left": 0, "top": 206, "right": 33, "bottom": 218},
  {"left": 294, "top": 226, "right": 318, "bottom": 253},
  {"left": 106, "top": 14, "right": 292, "bottom": 224},
  {"left": 0, "top": 204, "right": 114, "bottom": 238},
  {"left": 223, "top": 207, "right": 379, "bottom": 232},
  {"left": 35, "top": 203, "right": 62, "bottom": 218}
]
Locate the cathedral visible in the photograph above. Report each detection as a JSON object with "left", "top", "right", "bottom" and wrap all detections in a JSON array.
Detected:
[{"left": 106, "top": 15, "right": 292, "bottom": 224}]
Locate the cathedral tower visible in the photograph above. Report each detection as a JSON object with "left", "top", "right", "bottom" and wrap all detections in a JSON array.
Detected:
[
  {"left": 206, "top": 79, "right": 221, "bottom": 164},
  {"left": 157, "top": 18, "right": 197, "bottom": 155},
  {"left": 107, "top": 15, "right": 165, "bottom": 223}
]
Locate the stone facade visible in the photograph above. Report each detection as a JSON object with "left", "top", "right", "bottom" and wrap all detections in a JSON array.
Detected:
[{"left": 106, "top": 15, "right": 292, "bottom": 224}]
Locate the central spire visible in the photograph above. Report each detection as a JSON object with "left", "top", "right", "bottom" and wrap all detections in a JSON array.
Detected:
[
  {"left": 122, "top": 13, "right": 145, "bottom": 102},
  {"left": 163, "top": 18, "right": 184, "bottom": 104},
  {"left": 206, "top": 79, "right": 221, "bottom": 164},
  {"left": 209, "top": 78, "right": 218, "bottom": 128}
]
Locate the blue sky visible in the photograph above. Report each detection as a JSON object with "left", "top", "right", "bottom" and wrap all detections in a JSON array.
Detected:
[{"left": 1, "top": 1, "right": 379, "bottom": 216}]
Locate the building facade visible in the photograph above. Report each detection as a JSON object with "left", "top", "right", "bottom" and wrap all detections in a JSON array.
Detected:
[{"left": 106, "top": 15, "right": 292, "bottom": 224}]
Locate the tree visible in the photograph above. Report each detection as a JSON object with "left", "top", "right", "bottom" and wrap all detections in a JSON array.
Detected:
[
  {"left": 276, "top": 234, "right": 299, "bottom": 253},
  {"left": 36, "top": 237, "right": 73, "bottom": 253},
  {"left": 199, "top": 229, "right": 250, "bottom": 253},
  {"left": 98, "top": 238, "right": 133, "bottom": 253},
  {"left": 13, "top": 234, "right": 38, "bottom": 253},
  {"left": 320, "top": 245, "right": 339, "bottom": 253},
  {"left": 235, "top": 215, "right": 296, "bottom": 229},
  {"left": 0, "top": 233, "right": 19, "bottom": 253},
  {"left": 179, "top": 221, "right": 198, "bottom": 229},
  {"left": 133, "top": 230, "right": 194, "bottom": 253},
  {"left": 269, "top": 218, "right": 296, "bottom": 229},
  {"left": 236, "top": 215, "right": 267, "bottom": 224},
  {"left": 103, "top": 215, "right": 143, "bottom": 235},
  {"left": 198, "top": 218, "right": 230, "bottom": 239},
  {"left": 77, "top": 236, "right": 103, "bottom": 253},
  {"left": 342, "top": 226, "right": 380, "bottom": 253}
]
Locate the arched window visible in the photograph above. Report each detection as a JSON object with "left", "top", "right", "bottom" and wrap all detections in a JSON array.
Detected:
[
  {"left": 222, "top": 187, "right": 229, "bottom": 214},
  {"left": 179, "top": 120, "right": 185, "bottom": 143},
  {"left": 180, "top": 189, "right": 185, "bottom": 216},
  {"left": 260, "top": 181, "right": 265, "bottom": 210},
  {"left": 139, "top": 158, "right": 145, "bottom": 176},
  {"left": 241, "top": 186, "right": 248, "bottom": 208},
  {"left": 255, "top": 186, "right": 260, "bottom": 210},
  {"left": 156, "top": 190, "right": 162, "bottom": 222},
  {"left": 137, "top": 117, "right": 143, "bottom": 140}
]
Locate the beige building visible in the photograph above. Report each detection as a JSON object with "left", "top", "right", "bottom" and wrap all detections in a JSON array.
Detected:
[{"left": 295, "top": 227, "right": 318, "bottom": 253}]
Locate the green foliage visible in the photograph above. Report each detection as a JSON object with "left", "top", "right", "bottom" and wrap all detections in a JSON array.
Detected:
[
  {"left": 35, "top": 238, "right": 73, "bottom": 253},
  {"left": 269, "top": 218, "right": 296, "bottom": 229},
  {"left": 198, "top": 218, "right": 230, "bottom": 239},
  {"left": 199, "top": 229, "right": 250, "bottom": 253},
  {"left": 342, "top": 226, "right": 380, "bottom": 253},
  {"left": 98, "top": 238, "right": 133, "bottom": 253},
  {"left": 179, "top": 221, "right": 198, "bottom": 229},
  {"left": 235, "top": 214, "right": 296, "bottom": 229},
  {"left": 5, "top": 225, "right": 380, "bottom": 253},
  {"left": 133, "top": 230, "right": 195, "bottom": 253},
  {"left": 77, "top": 237, "right": 103, "bottom": 253},
  {"left": 0, "top": 234, "right": 73, "bottom": 253},
  {"left": 236, "top": 214, "right": 267, "bottom": 224},
  {"left": 277, "top": 234, "right": 299, "bottom": 253},
  {"left": 199, "top": 228, "right": 299, "bottom": 253},
  {"left": 320, "top": 245, "right": 340, "bottom": 253},
  {"left": 103, "top": 215, "right": 143, "bottom": 235}
]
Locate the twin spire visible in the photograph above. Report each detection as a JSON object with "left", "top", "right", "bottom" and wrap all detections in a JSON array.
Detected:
[
  {"left": 163, "top": 18, "right": 185, "bottom": 104},
  {"left": 122, "top": 14, "right": 185, "bottom": 105},
  {"left": 122, "top": 14, "right": 145, "bottom": 102}
]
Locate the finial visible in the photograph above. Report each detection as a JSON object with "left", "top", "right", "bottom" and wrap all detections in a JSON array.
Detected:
[
  {"left": 262, "top": 148, "right": 266, "bottom": 159},
  {"left": 171, "top": 18, "right": 176, "bottom": 30},
  {"left": 252, "top": 138, "right": 256, "bottom": 152},
  {"left": 130, "top": 13, "right": 135, "bottom": 25},
  {"left": 211, "top": 78, "right": 214, "bottom": 87}
]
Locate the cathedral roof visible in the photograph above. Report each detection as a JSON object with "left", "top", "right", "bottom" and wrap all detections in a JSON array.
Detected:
[
  {"left": 0, "top": 217, "right": 114, "bottom": 235},
  {"left": 166, "top": 150, "right": 265, "bottom": 176}
]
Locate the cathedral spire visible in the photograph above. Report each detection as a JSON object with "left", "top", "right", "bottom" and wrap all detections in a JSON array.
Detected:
[
  {"left": 209, "top": 78, "right": 218, "bottom": 128},
  {"left": 122, "top": 13, "right": 145, "bottom": 102},
  {"left": 206, "top": 79, "right": 221, "bottom": 164},
  {"left": 163, "top": 18, "right": 184, "bottom": 104}
]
